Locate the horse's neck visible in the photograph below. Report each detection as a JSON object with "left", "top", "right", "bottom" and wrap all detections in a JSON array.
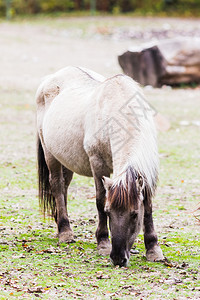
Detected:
[
  {"left": 111, "top": 128, "right": 159, "bottom": 190},
  {"left": 111, "top": 147, "right": 134, "bottom": 186}
]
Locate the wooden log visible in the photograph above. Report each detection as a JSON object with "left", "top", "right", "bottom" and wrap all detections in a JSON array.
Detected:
[
  {"left": 118, "top": 46, "right": 167, "bottom": 87},
  {"left": 118, "top": 38, "right": 200, "bottom": 87}
]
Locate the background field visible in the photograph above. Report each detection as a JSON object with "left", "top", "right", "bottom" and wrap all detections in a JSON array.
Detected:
[{"left": 0, "top": 16, "right": 200, "bottom": 299}]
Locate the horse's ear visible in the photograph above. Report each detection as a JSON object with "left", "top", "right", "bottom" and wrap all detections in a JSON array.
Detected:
[
  {"left": 102, "top": 176, "right": 113, "bottom": 191},
  {"left": 136, "top": 174, "right": 144, "bottom": 191}
]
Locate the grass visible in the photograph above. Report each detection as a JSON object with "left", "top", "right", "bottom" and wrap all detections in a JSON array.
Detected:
[
  {"left": 0, "top": 16, "right": 200, "bottom": 299},
  {"left": 0, "top": 212, "right": 199, "bottom": 299}
]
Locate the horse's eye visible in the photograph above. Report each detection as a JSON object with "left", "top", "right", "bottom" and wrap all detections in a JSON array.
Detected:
[
  {"left": 104, "top": 208, "right": 110, "bottom": 216},
  {"left": 130, "top": 212, "right": 138, "bottom": 219}
]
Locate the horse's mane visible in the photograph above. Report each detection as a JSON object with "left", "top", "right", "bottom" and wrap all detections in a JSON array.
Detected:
[
  {"left": 108, "top": 167, "right": 157, "bottom": 212},
  {"left": 108, "top": 167, "right": 140, "bottom": 211}
]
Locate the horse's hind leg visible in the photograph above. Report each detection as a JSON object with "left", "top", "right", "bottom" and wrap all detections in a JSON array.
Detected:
[
  {"left": 53, "top": 166, "right": 73, "bottom": 225},
  {"left": 143, "top": 191, "right": 164, "bottom": 261},
  {"left": 89, "top": 156, "right": 111, "bottom": 256},
  {"left": 47, "top": 157, "right": 74, "bottom": 243}
]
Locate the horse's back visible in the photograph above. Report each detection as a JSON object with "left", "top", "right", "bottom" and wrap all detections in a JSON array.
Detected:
[{"left": 36, "top": 66, "right": 104, "bottom": 107}]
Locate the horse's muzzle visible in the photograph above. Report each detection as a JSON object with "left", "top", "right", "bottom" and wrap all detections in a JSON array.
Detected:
[{"left": 110, "top": 251, "right": 129, "bottom": 267}]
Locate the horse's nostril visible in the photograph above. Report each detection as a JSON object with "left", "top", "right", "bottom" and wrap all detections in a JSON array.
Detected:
[
  {"left": 111, "top": 256, "right": 128, "bottom": 267},
  {"left": 121, "top": 257, "right": 127, "bottom": 267},
  {"left": 110, "top": 251, "right": 129, "bottom": 267}
]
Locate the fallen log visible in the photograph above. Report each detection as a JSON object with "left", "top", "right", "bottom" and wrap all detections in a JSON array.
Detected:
[{"left": 118, "top": 38, "right": 200, "bottom": 87}]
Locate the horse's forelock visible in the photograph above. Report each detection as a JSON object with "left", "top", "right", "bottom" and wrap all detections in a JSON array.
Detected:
[{"left": 108, "top": 168, "right": 139, "bottom": 211}]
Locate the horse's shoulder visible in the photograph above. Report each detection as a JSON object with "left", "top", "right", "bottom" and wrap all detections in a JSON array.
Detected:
[{"left": 94, "top": 74, "right": 140, "bottom": 109}]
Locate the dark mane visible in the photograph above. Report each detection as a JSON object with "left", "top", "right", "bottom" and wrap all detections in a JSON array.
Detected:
[
  {"left": 76, "top": 67, "right": 99, "bottom": 82},
  {"left": 108, "top": 167, "right": 139, "bottom": 211},
  {"left": 105, "top": 74, "right": 126, "bottom": 82}
]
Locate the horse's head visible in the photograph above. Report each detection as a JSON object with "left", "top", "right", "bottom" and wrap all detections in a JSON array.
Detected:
[{"left": 102, "top": 172, "right": 144, "bottom": 267}]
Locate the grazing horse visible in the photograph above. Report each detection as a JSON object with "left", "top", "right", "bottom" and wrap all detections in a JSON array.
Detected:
[{"left": 36, "top": 66, "right": 164, "bottom": 267}]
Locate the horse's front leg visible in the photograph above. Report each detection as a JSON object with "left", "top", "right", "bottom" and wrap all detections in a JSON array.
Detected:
[
  {"left": 48, "top": 159, "right": 74, "bottom": 243},
  {"left": 95, "top": 183, "right": 111, "bottom": 256},
  {"left": 89, "top": 156, "right": 111, "bottom": 256},
  {"left": 143, "top": 190, "right": 164, "bottom": 261}
]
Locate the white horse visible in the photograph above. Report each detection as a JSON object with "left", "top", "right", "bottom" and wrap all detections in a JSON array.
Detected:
[{"left": 36, "top": 66, "right": 164, "bottom": 267}]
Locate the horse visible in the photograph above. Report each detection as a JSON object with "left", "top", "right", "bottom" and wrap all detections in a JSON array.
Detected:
[{"left": 36, "top": 66, "right": 164, "bottom": 267}]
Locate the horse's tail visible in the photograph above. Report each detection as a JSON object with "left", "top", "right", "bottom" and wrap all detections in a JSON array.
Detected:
[{"left": 37, "top": 134, "right": 56, "bottom": 217}]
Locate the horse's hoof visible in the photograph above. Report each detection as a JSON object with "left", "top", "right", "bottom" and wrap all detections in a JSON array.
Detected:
[
  {"left": 97, "top": 240, "right": 111, "bottom": 256},
  {"left": 146, "top": 245, "right": 164, "bottom": 262},
  {"left": 58, "top": 230, "right": 74, "bottom": 243}
]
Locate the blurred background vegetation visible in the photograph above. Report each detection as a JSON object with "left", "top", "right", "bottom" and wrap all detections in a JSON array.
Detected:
[{"left": 1, "top": 0, "right": 200, "bottom": 19}]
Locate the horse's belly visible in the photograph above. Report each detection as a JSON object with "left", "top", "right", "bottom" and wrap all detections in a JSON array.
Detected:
[
  {"left": 44, "top": 129, "right": 93, "bottom": 176},
  {"left": 58, "top": 147, "right": 93, "bottom": 177}
]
